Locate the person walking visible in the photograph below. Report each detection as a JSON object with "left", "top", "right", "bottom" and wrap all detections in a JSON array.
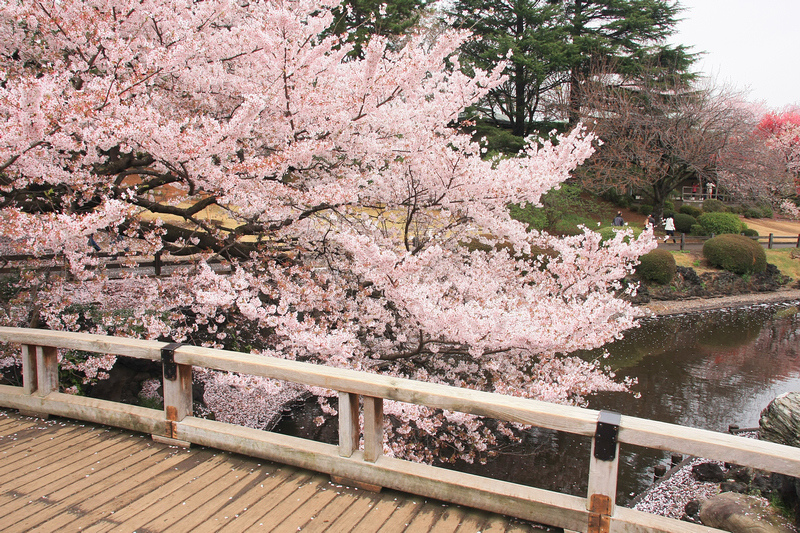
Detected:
[
  {"left": 647, "top": 214, "right": 656, "bottom": 228},
  {"left": 663, "top": 215, "right": 676, "bottom": 243}
]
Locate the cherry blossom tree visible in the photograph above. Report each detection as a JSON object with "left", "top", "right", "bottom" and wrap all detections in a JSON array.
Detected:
[
  {"left": 757, "top": 108, "right": 800, "bottom": 187},
  {"left": 0, "top": 0, "right": 654, "bottom": 460}
]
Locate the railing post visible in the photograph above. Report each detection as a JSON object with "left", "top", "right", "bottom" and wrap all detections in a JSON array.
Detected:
[
  {"left": 769, "top": 233, "right": 774, "bottom": 249},
  {"left": 158, "top": 342, "right": 192, "bottom": 446},
  {"left": 338, "top": 391, "right": 360, "bottom": 457},
  {"left": 680, "top": 233, "right": 685, "bottom": 251},
  {"left": 796, "top": 234, "right": 800, "bottom": 248},
  {"left": 21, "top": 344, "right": 38, "bottom": 395},
  {"left": 363, "top": 396, "right": 384, "bottom": 463},
  {"left": 587, "top": 411, "right": 621, "bottom": 533},
  {"left": 154, "top": 250, "right": 162, "bottom": 276},
  {"left": 20, "top": 344, "right": 57, "bottom": 418}
]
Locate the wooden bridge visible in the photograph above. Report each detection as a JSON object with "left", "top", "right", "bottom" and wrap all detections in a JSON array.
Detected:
[
  {"left": 0, "top": 410, "right": 535, "bottom": 532},
  {"left": 2, "top": 327, "right": 800, "bottom": 532}
]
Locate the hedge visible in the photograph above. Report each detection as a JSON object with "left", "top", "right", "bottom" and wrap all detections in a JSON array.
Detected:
[
  {"left": 697, "top": 212, "right": 744, "bottom": 235},
  {"left": 636, "top": 249, "right": 677, "bottom": 284},
  {"left": 703, "top": 234, "right": 767, "bottom": 275}
]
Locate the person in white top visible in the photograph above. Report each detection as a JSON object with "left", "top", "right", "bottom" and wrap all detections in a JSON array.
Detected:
[{"left": 663, "top": 216, "right": 675, "bottom": 243}]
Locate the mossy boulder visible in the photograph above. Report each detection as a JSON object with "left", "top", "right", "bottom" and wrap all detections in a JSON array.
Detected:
[
  {"left": 636, "top": 249, "right": 677, "bottom": 284},
  {"left": 703, "top": 234, "right": 767, "bottom": 275}
]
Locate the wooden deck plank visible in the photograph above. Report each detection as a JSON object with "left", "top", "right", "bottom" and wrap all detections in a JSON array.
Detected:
[
  {"left": 187, "top": 465, "right": 308, "bottom": 533},
  {"left": 0, "top": 429, "right": 135, "bottom": 494},
  {"left": 160, "top": 462, "right": 288, "bottom": 533},
  {"left": 292, "top": 486, "right": 361, "bottom": 532},
  {"left": 232, "top": 472, "right": 333, "bottom": 530},
  {"left": 375, "top": 497, "right": 427, "bottom": 532},
  {"left": 191, "top": 465, "right": 311, "bottom": 533},
  {"left": 0, "top": 410, "right": 546, "bottom": 533},
  {"left": 313, "top": 488, "right": 384, "bottom": 532},
  {"left": 136, "top": 457, "right": 262, "bottom": 531},
  {"left": 349, "top": 492, "right": 414, "bottom": 533},
  {"left": 268, "top": 481, "right": 341, "bottom": 533},
  {"left": 86, "top": 451, "right": 238, "bottom": 531},
  {"left": 37, "top": 448, "right": 199, "bottom": 532},
  {"left": 205, "top": 470, "right": 318, "bottom": 532},
  {"left": 403, "top": 504, "right": 444, "bottom": 532},
  {"left": 9, "top": 443, "right": 172, "bottom": 531},
  {"left": 0, "top": 424, "right": 89, "bottom": 466},
  {"left": 0, "top": 436, "right": 143, "bottom": 523}
]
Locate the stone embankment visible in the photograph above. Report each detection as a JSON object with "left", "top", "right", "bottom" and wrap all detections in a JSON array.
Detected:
[{"left": 641, "top": 287, "right": 800, "bottom": 316}]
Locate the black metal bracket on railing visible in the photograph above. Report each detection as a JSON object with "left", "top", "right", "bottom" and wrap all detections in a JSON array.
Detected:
[
  {"left": 161, "top": 342, "right": 183, "bottom": 381},
  {"left": 593, "top": 410, "right": 621, "bottom": 461}
]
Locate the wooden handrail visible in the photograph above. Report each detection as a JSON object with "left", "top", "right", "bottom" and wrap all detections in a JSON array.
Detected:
[{"left": 3, "top": 326, "right": 798, "bottom": 532}]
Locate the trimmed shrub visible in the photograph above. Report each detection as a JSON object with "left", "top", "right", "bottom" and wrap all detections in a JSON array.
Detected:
[
  {"left": 636, "top": 249, "right": 677, "bottom": 284},
  {"left": 703, "top": 234, "right": 767, "bottom": 275},
  {"left": 638, "top": 204, "right": 653, "bottom": 215},
  {"left": 697, "top": 212, "right": 744, "bottom": 235},
  {"left": 702, "top": 198, "right": 727, "bottom": 212},
  {"left": 690, "top": 224, "right": 707, "bottom": 236},
  {"left": 742, "top": 228, "right": 759, "bottom": 237},
  {"left": 674, "top": 213, "right": 697, "bottom": 233},
  {"left": 744, "top": 207, "right": 763, "bottom": 219},
  {"left": 680, "top": 204, "right": 703, "bottom": 217},
  {"left": 760, "top": 205, "right": 774, "bottom": 218},
  {"left": 664, "top": 200, "right": 675, "bottom": 212}
]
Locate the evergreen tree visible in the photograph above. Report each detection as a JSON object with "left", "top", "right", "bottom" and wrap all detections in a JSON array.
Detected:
[
  {"left": 449, "top": 0, "right": 569, "bottom": 137},
  {"left": 450, "top": 0, "right": 693, "bottom": 133},
  {"left": 329, "top": 0, "right": 430, "bottom": 58},
  {"left": 563, "top": 0, "right": 691, "bottom": 124}
]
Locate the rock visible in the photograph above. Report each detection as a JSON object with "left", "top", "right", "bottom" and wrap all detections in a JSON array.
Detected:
[
  {"left": 728, "top": 466, "right": 753, "bottom": 484},
  {"left": 693, "top": 462, "right": 727, "bottom": 482},
  {"left": 684, "top": 499, "right": 701, "bottom": 518},
  {"left": 760, "top": 392, "right": 800, "bottom": 447},
  {"left": 720, "top": 481, "right": 749, "bottom": 494},
  {"left": 699, "top": 492, "right": 795, "bottom": 533}
]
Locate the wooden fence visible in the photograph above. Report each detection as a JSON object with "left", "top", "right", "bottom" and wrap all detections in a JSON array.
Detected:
[
  {"left": 672, "top": 232, "right": 800, "bottom": 251},
  {"left": 1, "top": 327, "right": 800, "bottom": 532}
]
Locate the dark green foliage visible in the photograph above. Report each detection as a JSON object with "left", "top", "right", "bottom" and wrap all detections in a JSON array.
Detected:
[
  {"left": 690, "top": 224, "right": 707, "bottom": 236},
  {"left": 328, "top": 0, "right": 429, "bottom": 58},
  {"left": 638, "top": 204, "right": 653, "bottom": 215},
  {"left": 617, "top": 195, "right": 634, "bottom": 208},
  {"left": 744, "top": 208, "right": 763, "bottom": 219},
  {"left": 680, "top": 204, "right": 702, "bottom": 217},
  {"left": 636, "top": 249, "right": 676, "bottom": 284},
  {"left": 673, "top": 213, "right": 696, "bottom": 233},
  {"left": 760, "top": 205, "right": 774, "bottom": 218},
  {"left": 742, "top": 228, "right": 759, "bottom": 237},
  {"left": 508, "top": 184, "right": 593, "bottom": 233},
  {"left": 703, "top": 234, "right": 767, "bottom": 275},
  {"left": 702, "top": 198, "right": 727, "bottom": 212},
  {"left": 664, "top": 200, "right": 674, "bottom": 212},
  {"left": 449, "top": 0, "right": 568, "bottom": 136},
  {"left": 469, "top": 121, "right": 527, "bottom": 157},
  {"left": 697, "top": 212, "right": 744, "bottom": 235}
]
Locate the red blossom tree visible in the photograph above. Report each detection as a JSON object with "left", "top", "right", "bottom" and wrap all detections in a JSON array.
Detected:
[{"left": 0, "top": 0, "right": 654, "bottom": 460}]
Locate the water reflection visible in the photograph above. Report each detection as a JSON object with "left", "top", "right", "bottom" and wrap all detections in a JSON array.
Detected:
[{"left": 465, "top": 301, "right": 800, "bottom": 505}]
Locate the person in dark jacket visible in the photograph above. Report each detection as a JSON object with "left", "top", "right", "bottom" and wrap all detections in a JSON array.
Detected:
[{"left": 612, "top": 212, "right": 624, "bottom": 226}]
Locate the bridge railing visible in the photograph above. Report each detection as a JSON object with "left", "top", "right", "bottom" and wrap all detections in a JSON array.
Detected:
[{"left": 2, "top": 327, "right": 799, "bottom": 533}]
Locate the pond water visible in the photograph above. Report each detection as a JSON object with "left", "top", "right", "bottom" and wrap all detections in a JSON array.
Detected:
[
  {"left": 277, "top": 300, "right": 800, "bottom": 507},
  {"left": 453, "top": 300, "right": 800, "bottom": 506}
]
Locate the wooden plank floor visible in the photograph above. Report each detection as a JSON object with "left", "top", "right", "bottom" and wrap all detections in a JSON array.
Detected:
[{"left": 0, "top": 409, "right": 547, "bottom": 532}]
